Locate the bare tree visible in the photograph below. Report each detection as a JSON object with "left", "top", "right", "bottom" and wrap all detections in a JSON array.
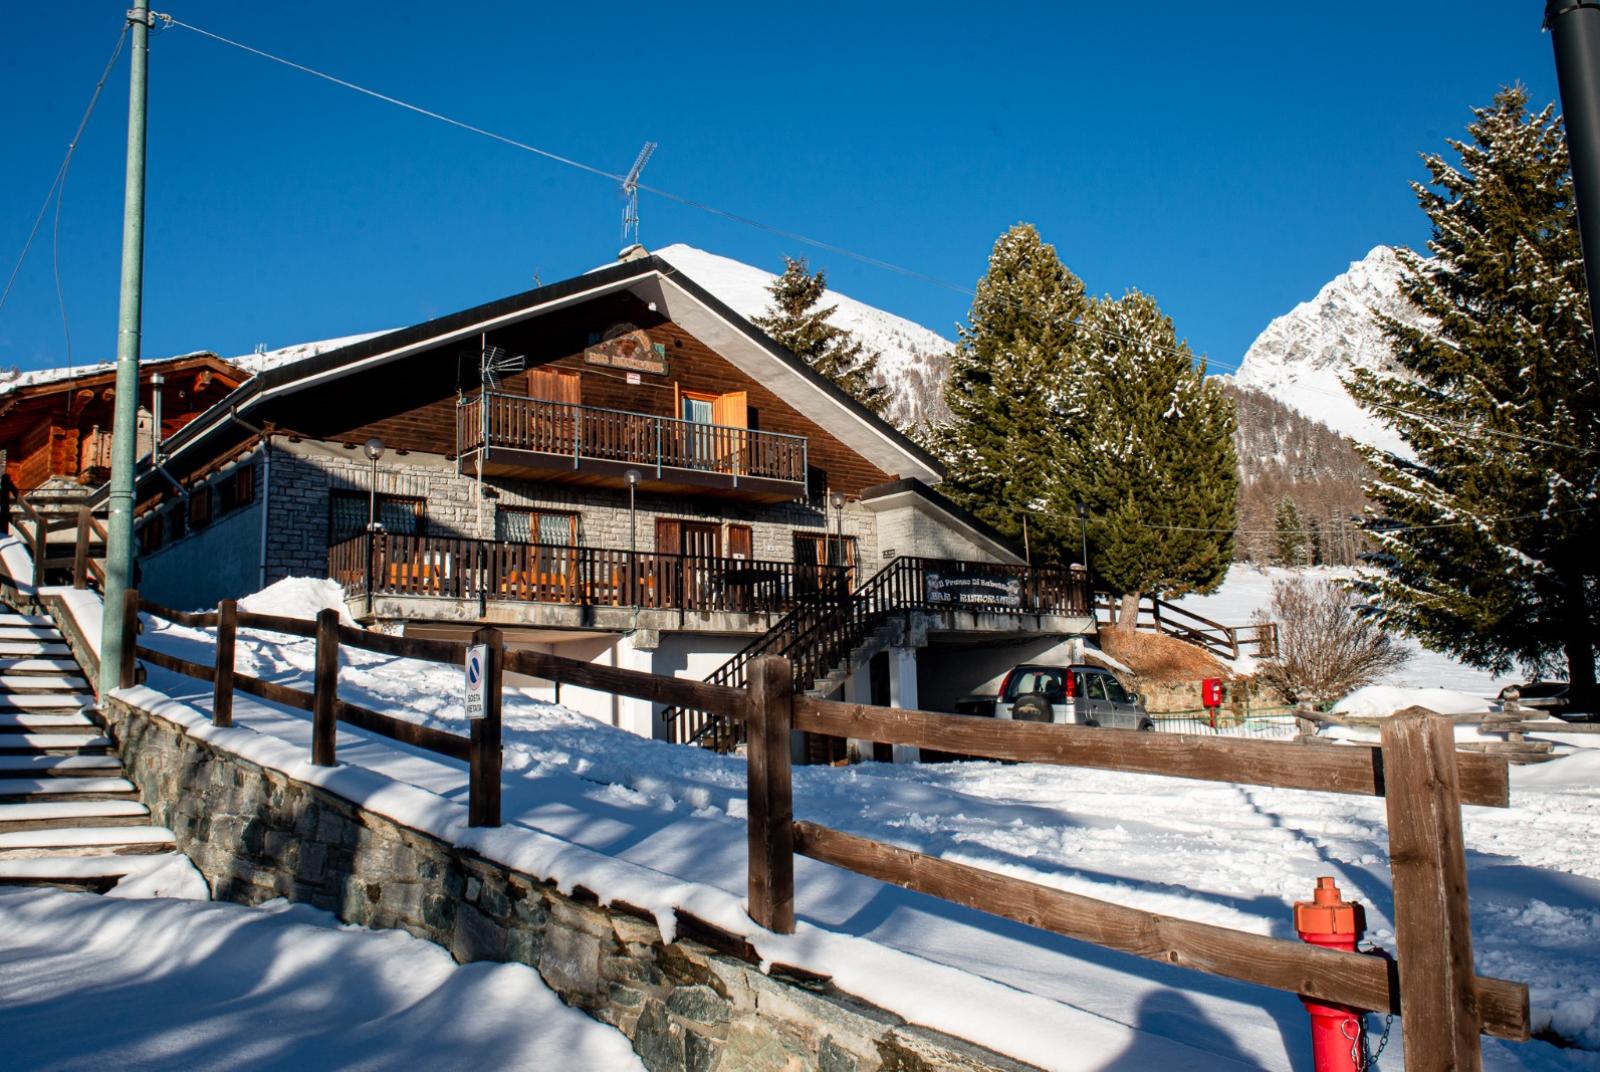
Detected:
[{"left": 1254, "top": 575, "right": 1409, "bottom": 707}]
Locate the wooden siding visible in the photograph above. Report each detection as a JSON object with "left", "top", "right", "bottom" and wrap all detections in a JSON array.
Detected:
[{"left": 283, "top": 294, "right": 895, "bottom": 496}]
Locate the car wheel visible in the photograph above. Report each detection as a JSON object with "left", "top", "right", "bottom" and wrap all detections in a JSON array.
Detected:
[
  {"left": 1138, "top": 719, "right": 1155, "bottom": 732},
  {"left": 1012, "top": 692, "right": 1053, "bottom": 722},
  {"left": 1082, "top": 718, "right": 1101, "bottom": 728}
]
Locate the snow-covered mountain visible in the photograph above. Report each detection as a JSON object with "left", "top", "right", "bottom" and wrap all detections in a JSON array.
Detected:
[
  {"left": 653, "top": 244, "right": 953, "bottom": 429},
  {"left": 1233, "top": 245, "right": 1426, "bottom": 455}
]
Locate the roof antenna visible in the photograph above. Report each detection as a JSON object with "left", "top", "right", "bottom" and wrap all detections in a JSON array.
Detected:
[{"left": 620, "top": 141, "right": 657, "bottom": 249}]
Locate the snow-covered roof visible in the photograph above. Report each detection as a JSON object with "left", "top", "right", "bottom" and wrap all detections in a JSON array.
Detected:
[{"left": 0, "top": 350, "right": 221, "bottom": 398}]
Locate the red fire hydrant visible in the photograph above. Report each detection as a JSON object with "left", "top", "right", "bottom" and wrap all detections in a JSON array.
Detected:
[{"left": 1294, "top": 877, "right": 1368, "bottom": 1071}]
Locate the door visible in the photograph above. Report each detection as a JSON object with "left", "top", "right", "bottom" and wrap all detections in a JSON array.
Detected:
[
  {"left": 1083, "top": 672, "right": 1115, "bottom": 726},
  {"left": 1099, "top": 672, "right": 1142, "bottom": 728},
  {"left": 656, "top": 519, "right": 720, "bottom": 608},
  {"left": 526, "top": 367, "right": 580, "bottom": 453}
]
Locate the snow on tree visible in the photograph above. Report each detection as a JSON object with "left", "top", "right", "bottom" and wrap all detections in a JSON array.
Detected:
[
  {"left": 1348, "top": 86, "right": 1600, "bottom": 702},
  {"left": 753, "top": 257, "right": 889, "bottom": 416},
  {"left": 931, "top": 224, "right": 1088, "bottom": 556},
  {"left": 1057, "top": 290, "right": 1237, "bottom": 626}
]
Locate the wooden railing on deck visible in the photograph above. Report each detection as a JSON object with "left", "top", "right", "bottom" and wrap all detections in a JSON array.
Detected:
[
  {"left": 329, "top": 532, "right": 847, "bottom": 617},
  {"left": 457, "top": 390, "right": 808, "bottom": 484}
]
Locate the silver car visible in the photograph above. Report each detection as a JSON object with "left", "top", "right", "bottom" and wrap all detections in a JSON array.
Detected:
[{"left": 992, "top": 664, "right": 1153, "bottom": 730}]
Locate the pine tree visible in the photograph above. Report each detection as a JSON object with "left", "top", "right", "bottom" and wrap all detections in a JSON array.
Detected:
[
  {"left": 1275, "top": 498, "right": 1307, "bottom": 566},
  {"left": 1055, "top": 290, "right": 1237, "bottom": 624},
  {"left": 753, "top": 257, "right": 888, "bottom": 415},
  {"left": 1348, "top": 87, "right": 1600, "bottom": 700},
  {"left": 932, "top": 224, "right": 1088, "bottom": 554}
]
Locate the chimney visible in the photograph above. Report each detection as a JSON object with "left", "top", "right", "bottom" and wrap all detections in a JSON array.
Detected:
[{"left": 617, "top": 243, "right": 648, "bottom": 262}]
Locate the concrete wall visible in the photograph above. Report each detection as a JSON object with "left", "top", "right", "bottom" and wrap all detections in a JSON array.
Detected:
[
  {"left": 101, "top": 693, "right": 1037, "bottom": 1072},
  {"left": 137, "top": 452, "right": 265, "bottom": 610}
]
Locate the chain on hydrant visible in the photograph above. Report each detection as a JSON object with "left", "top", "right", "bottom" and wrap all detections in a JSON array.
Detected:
[{"left": 1294, "top": 877, "right": 1373, "bottom": 1071}]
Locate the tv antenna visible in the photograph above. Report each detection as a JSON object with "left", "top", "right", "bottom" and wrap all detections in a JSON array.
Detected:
[
  {"left": 620, "top": 141, "right": 657, "bottom": 246},
  {"left": 476, "top": 344, "right": 525, "bottom": 390}
]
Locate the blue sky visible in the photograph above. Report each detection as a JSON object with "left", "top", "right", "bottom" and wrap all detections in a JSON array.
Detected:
[{"left": 0, "top": 2, "right": 1562, "bottom": 376}]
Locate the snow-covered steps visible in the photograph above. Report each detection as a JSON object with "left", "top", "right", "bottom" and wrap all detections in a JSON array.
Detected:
[
  {"left": 0, "top": 658, "right": 86, "bottom": 675},
  {"left": 0, "top": 852, "right": 184, "bottom": 890},
  {"left": 0, "top": 626, "right": 63, "bottom": 642},
  {"left": 0, "top": 614, "right": 53, "bottom": 628},
  {"left": 0, "top": 754, "right": 124, "bottom": 777},
  {"left": 0, "top": 712, "right": 99, "bottom": 732},
  {"left": 0, "top": 643, "right": 72, "bottom": 658},
  {"left": 0, "top": 777, "right": 139, "bottom": 803},
  {"left": 0, "top": 734, "right": 111, "bottom": 754},
  {"left": 0, "top": 800, "right": 150, "bottom": 832},
  {"left": 0, "top": 674, "right": 90, "bottom": 692},
  {"left": 0, "top": 692, "right": 95, "bottom": 711},
  {"left": 0, "top": 825, "right": 175, "bottom": 858}
]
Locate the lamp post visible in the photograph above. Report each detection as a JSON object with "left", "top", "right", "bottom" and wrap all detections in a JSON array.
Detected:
[
  {"left": 830, "top": 491, "right": 846, "bottom": 589},
  {"left": 1076, "top": 500, "right": 1090, "bottom": 574},
  {"left": 624, "top": 469, "right": 641, "bottom": 558},
  {"left": 364, "top": 438, "right": 385, "bottom": 532}
]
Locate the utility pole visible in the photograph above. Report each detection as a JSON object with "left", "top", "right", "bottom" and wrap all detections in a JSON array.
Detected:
[
  {"left": 1546, "top": 0, "right": 1600, "bottom": 362},
  {"left": 99, "top": 1, "right": 151, "bottom": 698}
]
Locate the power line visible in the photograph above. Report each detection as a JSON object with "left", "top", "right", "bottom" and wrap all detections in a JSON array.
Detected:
[
  {"left": 1140, "top": 502, "right": 1598, "bottom": 537},
  {"left": 0, "top": 25, "right": 129, "bottom": 336},
  {"left": 158, "top": 16, "right": 1598, "bottom": 459}
]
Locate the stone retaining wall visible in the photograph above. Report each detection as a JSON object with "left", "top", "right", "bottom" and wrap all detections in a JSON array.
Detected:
[{"left": 102, "top": 694, "right": 1036, "bottom": 1072}]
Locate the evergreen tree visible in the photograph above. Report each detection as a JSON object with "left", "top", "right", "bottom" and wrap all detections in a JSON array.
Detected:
[
  {"left": 754, "top": 257, "right": 888, "bottom": 415},
  {"left": 932, "top": 224, "right": 1088, "bottom": 554},
  {"left": 1275, "top": 498, "right": 1307, "bottom": 566},
  {"left": 1056, "top": 290, "right": 1237, "bottom": 624},
  {"left": 1348, "top": 87, "right": 1600, "bottom": 700}
]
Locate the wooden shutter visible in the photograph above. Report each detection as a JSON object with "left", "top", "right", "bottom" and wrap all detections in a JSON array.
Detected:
[
  {"left": 711, "top": 391, "right": 748, "bottom": 474},
  {"left": 527, "top": 367, "right": 580, "bottom": 403},
  {"left": 710, "top": 391, "right": 747, "bottom": 428},
  {"left": 728, "top": 524, "right": 753, "bottom": 560}
]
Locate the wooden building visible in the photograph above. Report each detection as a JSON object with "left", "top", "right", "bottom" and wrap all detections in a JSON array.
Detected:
[
  {"left": 1, "top": 354, "right": 245, "bottom": 493},
  {"left": 112, "top": 251, "right": 1093, "bottom": 752}
]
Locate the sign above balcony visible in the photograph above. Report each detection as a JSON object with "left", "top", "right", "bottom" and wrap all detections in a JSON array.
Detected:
[{"left": 584, "top": 326, "right": 668, "bottom": 376}]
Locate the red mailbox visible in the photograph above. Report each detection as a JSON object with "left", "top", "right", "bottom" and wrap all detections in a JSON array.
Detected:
[{"left": 1201, "top": 678, "right": 1225, "bottom": 708}]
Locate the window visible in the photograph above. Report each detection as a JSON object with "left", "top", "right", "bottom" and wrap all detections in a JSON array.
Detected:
[
  {"left": 217, "top": 465, "right": 257, "bottom": 513},
  {"left": 1101, "top": 674, "right": 1131, "bottom": 704},
  {"left": 138, "top": 519, "right": 164, "bottom": 554},
  {"left": 793, "top": 532, "right": 857, "bottom": 593},
  {"left": 167, "top": 506, "right": 186, "bottom": 542},
  {"left": 1086, "top": 674, "right": 1109, "bottom": 702},
  {"left": 497, "top": 508, "right": 577, "bottom": 546},
  {"left": 1004, "top": 669, "right": 1065, "bottom": 702},
  {"left": 727, "top": 524, "right": 753, "bottom": 560},
  {"left": 188, "top": 489, "right": 213, "bottom": 530},
  {"left": 330, "top": 491, "right": 425, "bottom": 545}
]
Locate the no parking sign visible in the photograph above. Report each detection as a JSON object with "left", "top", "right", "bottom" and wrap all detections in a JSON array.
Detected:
[{"left": 464, "top": 644, "right": 487, "bottom": 719}]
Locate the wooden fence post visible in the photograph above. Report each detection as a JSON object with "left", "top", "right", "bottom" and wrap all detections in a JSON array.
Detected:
[
  {"left": 0, "top": 475, "right": 9, "bottom": 536},
  {"left": 31, "top": 513, "right": 46, "bottom": 590},
  {"left": 1381, "top": 710, "right": 1482, "bottom": 1070},
  {"left": 312, "top": 608, "right": 340, "bottom": 766},
  {"left": 746, "top": 654, "right": 795, "bottom": 934},
  {"left": 212, "top": 599, "right": 237, "bottom": 727},
  {"left": 72, "top": 509, "right": 90, "bottom": 590},
  {"left": 468, "top": 626, "right": 503, "bottom": 827},
  {"left": 119, "top": 588, "right": 140, "bottom": 689}
]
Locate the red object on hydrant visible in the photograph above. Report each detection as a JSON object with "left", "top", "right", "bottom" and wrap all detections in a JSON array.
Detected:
[{"left": 1294, "top": 877, "right": 1369, "bottom": 1071}]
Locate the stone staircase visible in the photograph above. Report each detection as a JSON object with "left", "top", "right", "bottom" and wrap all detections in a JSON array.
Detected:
[{"left": 0, "top": 608, "right": 181, "bottom": 892}]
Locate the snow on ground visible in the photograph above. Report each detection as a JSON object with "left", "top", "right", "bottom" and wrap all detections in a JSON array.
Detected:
[
  {"left": 68, "top": 577, "right": 1598, "bottom": 1070},
  {"left": 1171, "top": 565, "right": 1515, "bottom": 698},
  {"left": 0, "top": 888, "right": 644, "bottom": 1071}
]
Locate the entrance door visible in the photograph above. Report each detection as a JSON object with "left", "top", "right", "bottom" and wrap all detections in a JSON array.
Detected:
[{"left": 656, "top": 519, "right": 721, "bottom": 609}]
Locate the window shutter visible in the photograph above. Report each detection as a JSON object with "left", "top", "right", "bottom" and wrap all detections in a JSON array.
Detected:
[{"left": 655, "top": 518, "right": 681, "bottom": 554}]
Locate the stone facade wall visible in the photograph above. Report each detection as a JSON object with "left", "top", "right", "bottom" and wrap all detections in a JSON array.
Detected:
[
  {"left": 267, "top": 437, "right": 877, "bottom": 585},
  {"left": 104, "top": 695, "right": 1035, "bottom": 1072}
]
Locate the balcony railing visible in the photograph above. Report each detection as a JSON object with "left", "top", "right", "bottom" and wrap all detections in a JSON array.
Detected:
[
  {"left": 329, "top": 533, "right": 848, "bottom": 616},
  {"left": 457, "top": 391, "right": 809, "bottom": 486}
]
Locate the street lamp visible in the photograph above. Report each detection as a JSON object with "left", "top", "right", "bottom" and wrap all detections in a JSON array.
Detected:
[
  {"left": 1076, "top": 500, "right": 1090, "bottom": 575},
  {"left": 624, "top": 469, "right": 641, "bottom": 557},
  {"left": 365, "top": 438, "right": 385, "bottom": 532},
  {"left": 829, "top": 491, "right": 846, "bottom": 583}
]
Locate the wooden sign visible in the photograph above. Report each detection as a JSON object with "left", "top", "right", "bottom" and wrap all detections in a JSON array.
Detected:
[{"left": 584, "top": 329, "right": 668, "bottom": 376}]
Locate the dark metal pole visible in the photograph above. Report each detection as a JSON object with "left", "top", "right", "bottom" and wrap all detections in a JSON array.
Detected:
[{"left": 1547, "top": 0, "right": 1600, "bottom": 359}]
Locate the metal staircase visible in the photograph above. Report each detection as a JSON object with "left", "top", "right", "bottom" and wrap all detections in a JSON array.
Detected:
[{"left": 662, "top": 556, "right": 1089, "bottom": 751}]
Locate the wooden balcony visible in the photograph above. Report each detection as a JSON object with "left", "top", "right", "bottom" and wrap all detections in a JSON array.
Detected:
[
  {"left": 456, "top": 392, "right": 809, "bottom": 503},
  {"left": 329, "top": 533, "right": 848, "bottom": 617}
]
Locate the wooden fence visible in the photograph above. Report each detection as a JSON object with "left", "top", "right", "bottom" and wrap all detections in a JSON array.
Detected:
[{"left": 110, "top": 590, "right": 1529, "bottom": 1068}]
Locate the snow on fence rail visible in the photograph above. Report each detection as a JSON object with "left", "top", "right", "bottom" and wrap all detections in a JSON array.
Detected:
[{"left": 119, "top": 593, "right": 1529, "bottom": 1070}]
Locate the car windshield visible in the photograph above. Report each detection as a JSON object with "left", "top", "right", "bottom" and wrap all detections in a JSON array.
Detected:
[{"left": 1006, "top": 669, "right": 1064, "bottom": 700}]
